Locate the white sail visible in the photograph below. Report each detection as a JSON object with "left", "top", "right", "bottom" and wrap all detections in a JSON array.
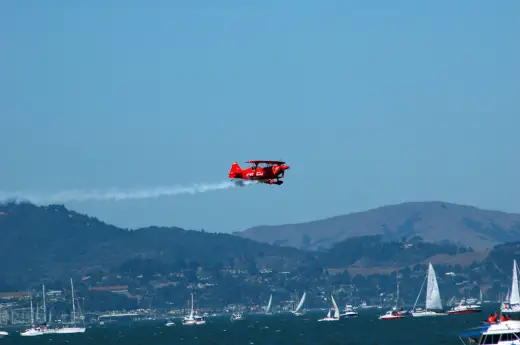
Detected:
[
  {"left": 293, "top": 292, "right": 306, "bottom": 313},
  {"left": 265, "top": 294, "right": 272, "bottom": 314},
  {"left": 189, "top": 293, "right": 195, "bottom": 319},
  {"left": 326, "top": 309, "right": 331, "bottom": 318},
  {"left": 510, "top": 260, "right": 520, "bottom": 305},
  {"left": 331, "top": 295, "right": 340, "bottom": 319},
  {"left": 425, "top": 263, "right": 443, "bottom": 310}
]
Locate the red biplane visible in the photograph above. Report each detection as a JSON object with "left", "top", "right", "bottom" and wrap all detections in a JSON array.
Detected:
[{"left": 228, "top": 160, "right": 290, "bottom": 185}]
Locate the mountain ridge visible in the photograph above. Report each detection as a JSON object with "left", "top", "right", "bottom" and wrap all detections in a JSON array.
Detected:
[{"left": 236, "top": 201, "right": 520, "bottom": 251}]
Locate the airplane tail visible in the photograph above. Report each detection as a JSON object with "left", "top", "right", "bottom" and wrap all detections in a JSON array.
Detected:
[{"left": 229, "top": 162, "right": 242, "bottom": 178}]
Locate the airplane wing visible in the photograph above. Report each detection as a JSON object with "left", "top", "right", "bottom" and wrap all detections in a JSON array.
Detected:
[{"left": 246, "top": 160, "right": 286, "bottom": 165}]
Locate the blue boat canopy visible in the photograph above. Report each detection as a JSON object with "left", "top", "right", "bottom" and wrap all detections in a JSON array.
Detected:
[{"left": 459, "top": 330, "right": 483, "bottom": 338}]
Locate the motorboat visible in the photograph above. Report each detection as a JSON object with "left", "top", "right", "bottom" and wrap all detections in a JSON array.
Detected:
[
  {"left": 459, "top": 320, "right": 520, "bottom": 345},
  {"left": 230, "top": 312, "right": 244, "bottom": 321},
  {"left": 341, "top": 304, "right": 358, "bottom": 318},
  {"left": 448, "top": 300, "right": 482, "bottom": 315},
  {"left": 379, "top": 308, "right": 406, "bottom": 320}
]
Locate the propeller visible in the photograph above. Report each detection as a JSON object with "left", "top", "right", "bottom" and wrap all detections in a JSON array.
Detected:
[{"left": 278, "top": 157, "right": 285, "bottom": 178}]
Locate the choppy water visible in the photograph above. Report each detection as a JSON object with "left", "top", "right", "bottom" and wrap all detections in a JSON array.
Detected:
[{"left": 0, "top": 307, "right": 496, "bottom": 345}]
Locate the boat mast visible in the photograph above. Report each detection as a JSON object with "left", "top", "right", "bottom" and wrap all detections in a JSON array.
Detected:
[
  {"left": 30, "top": 295, "right": 34, "bottom": 325},
  {"left": 43, "top": 285, "right": 47, "bottom": 324},
  {"left": 70, "top": 278, "right": 76, "bottom": 325},
  {"left": 396, "top": 274, "right": 400, "bottom": 308}
]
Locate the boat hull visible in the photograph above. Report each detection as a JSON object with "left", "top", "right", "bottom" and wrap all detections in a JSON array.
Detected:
[
  {"left": 341, "top": 312, "right": 358, "bottom": 318},
  {"left": 448, "top": 309, "right": 482, "bottom": 315},
  {"left": 412, "top": 311, "right": 447, "bottom": 317},
  {"left": 55, "top": 327, "right": 86, "bottom": 334},
  {"left": 318, "top": 317, "right": 339, "bottom": 322},
  {"left": 501, "top": 305, "right": 520, "bottom": 313},
  {"left": 379, "top": 315, "right": 405, "bottom": 320},
  {"left": 182, "top": 320, "right": 206, "bottom": 325},
  {"left": 20, "top": 330, "right": 45, "bottom": 336}
]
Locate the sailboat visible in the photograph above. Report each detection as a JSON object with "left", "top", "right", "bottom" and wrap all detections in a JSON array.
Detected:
[
  {"left": 411, "top": 263, "right": 447, "bottom": 316},
  {"left": 182, "top": 293, "right": 206, "bottom": 325},
  {"left": 379, "top": 275, "right": 406, "bottom": 320},
  {"left": 265, "top": 294, "right": 273, "bottom": 314},
  {"left": 318, "top": 294, "right": 340, "bottom": 321},
  {"left": 55, "top": 279, "right": 86, "bottom": 333},
  {"left": 20, "top": 296, "right": 46, "bottom": 336},
  {"left": 291, "top": 292, "right": 306, "bottom": 316},
  {"left": 502, "top": 259, "right": 520, "bottom": 313}
]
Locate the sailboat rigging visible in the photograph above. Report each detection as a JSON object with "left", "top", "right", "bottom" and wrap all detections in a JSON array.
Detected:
[
  {"left": 411, "top": 263, "right": 447, "bottom": 316},
  {"left": 292, "top": 292, "right": 306, "bottom": 316},
  {"left": 182, "top": 293, "right": 206, "bottom": 325},
  {"left": 502, "top": 259, "right": 520, "bottom": 313},
  {"left": 55, "top": 279, "right": 86, "bottom": 334},
  {"left": 318, "top": 294, "right": 340, "bottom": 321}
]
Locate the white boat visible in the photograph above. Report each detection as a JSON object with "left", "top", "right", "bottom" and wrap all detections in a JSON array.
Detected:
[
  {"left": 265, "top": 294, "right": 273, "bottom": 314},
  {"left": 230, "top": 312, "right": 244, "bottom": 321},
  {"left": 341, "top": 304, "right": 358, "bottom": 318},
  {"left": 411, "top": 263, "right": 447, "bottom": 317},
  {"left": 379, "top": 275, "right": 407, "bottom": 320},
  {"left": 20, "top": 296, "right": 48, "bottom": 336},
  {"left": 459, "top": 320, "right": 520, "bottom": 345},
  {"left": 291, "top": 292, "right": 306, "bottom": 316},
  {"left": 165, "top": 321, "right": 175, "bottom": 326},
  {"left": 447, "top": 299, "right": 482, "bottom": 315},
  {"left": 20, "top": 327, "right": 48, "bottom": 337},
  {"left": 182, "top": 293, "right": 206, "bottom": 325},
  {"left": 0, "top": 331, "right": 7, "bottom": 337},
  {"left": 502, "top": 260, "right": 520, "bottom": 313},
  {"left": 54, "top": 279, "right": 86, "bottom": 334},
  {"left": 318, "top": 294, "right": 340, "bottom": 321},
  {"left": 379, "top": 307, "right": 406, "bottom": 320}
]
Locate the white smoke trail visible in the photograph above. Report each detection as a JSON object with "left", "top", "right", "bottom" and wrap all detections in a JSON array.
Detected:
[{"left": 0, "top": 180, "right": 256, "bottom": 204}]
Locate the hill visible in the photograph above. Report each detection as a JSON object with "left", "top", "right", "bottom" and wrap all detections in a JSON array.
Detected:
[
  {"left": 0, "top": 201, "right": 315, "bottom": 290},
  {"left": 0, "top": 201, "right": 478, "bottom": 289},
  {"left": 236, "top": 201, "right": 520, "bottom": 251},
  {"left": 2, "top": 201, "right": 516, "bottom": 310}
]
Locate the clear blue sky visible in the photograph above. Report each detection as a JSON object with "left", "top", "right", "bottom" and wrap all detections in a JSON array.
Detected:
[{"left": 0, "top": 1, "right": 518, "bottom": 232}]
